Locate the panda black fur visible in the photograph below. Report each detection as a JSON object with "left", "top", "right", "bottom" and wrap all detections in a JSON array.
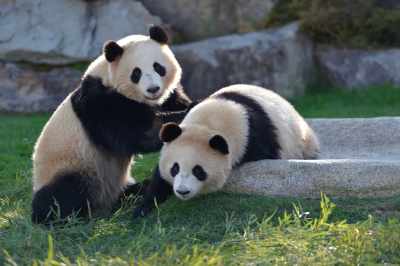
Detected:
[
  {"left": 31, "top": 25, "right": 191, "bottom": 224},
  {"left": 132, "top": 84, "right": 319, "bottom": 219}
]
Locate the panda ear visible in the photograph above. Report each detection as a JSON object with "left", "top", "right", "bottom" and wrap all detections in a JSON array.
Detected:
[
  {"left": 209, "top": 135, "right": 229, "bottom": 154},
  {"left": 160, "top": 122, "right": 182, "bottom": 142},
  {"left": 103, "top": 40, "right": 123, "bottom": 62},
  {"left": 149, "top": 24, "right": 169, "bottom": 45}
]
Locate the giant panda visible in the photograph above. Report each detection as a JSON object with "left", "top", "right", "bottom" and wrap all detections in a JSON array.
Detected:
[
  {"left": 132, "top": 84, "right": 319, "bottom": 219},
  {"left": 31, "top": 25, "right": 191, "bottom": 224}
]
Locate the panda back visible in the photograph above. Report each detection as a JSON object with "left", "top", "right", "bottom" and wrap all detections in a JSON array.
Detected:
[
  {"left": 214, "top": 84, "right": 318, "bottom": 160},
  {"left": 209, "top": 86, "right": 282, "bottom": 164}
]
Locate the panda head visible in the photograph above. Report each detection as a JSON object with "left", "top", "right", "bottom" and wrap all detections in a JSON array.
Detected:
[
  {"left": 158, "top": 122, "right": 231, "bottom": 200},
  {"left": 100, "top": 25, "right": 182, "bottom": 106}
]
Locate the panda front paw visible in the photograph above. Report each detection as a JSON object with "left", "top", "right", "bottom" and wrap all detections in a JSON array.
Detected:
[{"left": 132, "top": 203, "right": 154, "bottom": 219}]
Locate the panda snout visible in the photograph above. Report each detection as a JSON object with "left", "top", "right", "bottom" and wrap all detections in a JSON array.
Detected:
[
  {"left": 147, "top": 86, "right": 160, "bottom": 94},
  {"left": 176, "top": 189, "right": 190, "bottom": 196}
]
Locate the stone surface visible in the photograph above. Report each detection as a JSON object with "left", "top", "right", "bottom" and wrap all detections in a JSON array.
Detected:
[
  {"left": 172, "top": 22, "right": 315, "bottom": 100},
  {"left": 0, "top": 61, "right": 82, "bottom": 113},
  {"left": 316, "top": 48, "right": 400, "bottom": 90},
  {"left": 225, "top": 117, "right": 400, "bottom": 198},
  {"left": 0, "top": 0, "right": 163, "bottom": 65},
  {"left": 140, "top": 0, "right": 276, "bottom": 42}
]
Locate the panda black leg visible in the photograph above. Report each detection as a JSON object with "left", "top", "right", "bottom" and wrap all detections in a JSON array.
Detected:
[
  {"left": 132, "top": 165, "right": 173, "bottom": 219},
  {"left": 31, "top": 172, "right": 93, "bottom": 224},
  {"left": 118, "top": 179, "right": 152, "bottom": 203}
]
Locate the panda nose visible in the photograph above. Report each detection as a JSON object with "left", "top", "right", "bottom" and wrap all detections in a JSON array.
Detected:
[
  {"left": 176, "top": 189, "right": 190, "bottom": 196},
  {"left": 147, "top": 86, "right": 160, "bottom": 94}
]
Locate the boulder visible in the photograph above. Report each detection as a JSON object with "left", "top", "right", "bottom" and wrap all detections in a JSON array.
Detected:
[
  {"left": 0, "top": 61, "right": 82, "bottom": 113},
  {"left": 140, "top": 0, "right": 276, "bottom": 42},
  {"left": 0, "top": 0, "right": 163, "bottom": 65},
  {"left": 172, "top": 21, "right": 316, "bottom": 100},
  {"left": 225, "top": 117, "right": 400, "bottom": 199},
  {"left": 316, "top": 48, "right": 400, "bottom": 90}
]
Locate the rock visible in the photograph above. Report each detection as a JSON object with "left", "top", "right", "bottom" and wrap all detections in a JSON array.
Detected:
[
  {"left": 316, "top": 48, "right": 400, "bottom": 90},
  {"left": 172, "top": 21, "right": 315, "bottom": 100},
  {"left": 140, "top": 0, "right": 276, "bottom": 42},
  {"left": 0, "top": 0, "right": 163, "bottom": 65},
  {"left": 225, "top": 117, "right": 400, "bottom": 199},
  {"left": 306, "top": 118, "right": 400, "bottom": 161},
  {"left": 0, "top": 61, "right": 82, "bottom": 113}
]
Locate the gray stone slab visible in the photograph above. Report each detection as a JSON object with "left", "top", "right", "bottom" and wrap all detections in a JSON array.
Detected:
[{"left": 225, "top": 117, "right": 400, "bottom": 198}]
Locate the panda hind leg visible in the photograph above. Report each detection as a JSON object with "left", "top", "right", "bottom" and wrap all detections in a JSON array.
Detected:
[{"left": 31, "top": 172, "right": 93, "bottom": 224}]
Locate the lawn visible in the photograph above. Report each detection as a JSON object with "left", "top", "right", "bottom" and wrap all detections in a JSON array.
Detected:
[{"left": 0, "top": 85, "right": 399, "bottom": 264}]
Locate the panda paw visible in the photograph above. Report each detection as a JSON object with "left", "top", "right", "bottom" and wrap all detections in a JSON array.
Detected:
[{"left": 132, "top": 203, "right": 154, "bottom": 220}]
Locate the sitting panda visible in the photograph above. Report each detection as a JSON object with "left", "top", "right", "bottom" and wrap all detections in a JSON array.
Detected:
[
  {"left": 31, "top": 25, "right": 191, "bottom": 224},
  {"left": 132, "top": 84, "right": 319, "bottom": 219}
]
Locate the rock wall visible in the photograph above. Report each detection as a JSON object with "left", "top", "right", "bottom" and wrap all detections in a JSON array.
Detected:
[
  {"left": 316, "top": 48, "right": 400, "bottom": 90},
  {"left": 139, "top": 0, "right": 276, "bottom": 42},
  {"left": 0, "top": 0, "right": 163, "bottom": 65},
  {"left": 0, "top": 62, "right": 82, "bottom": 113},
  {"left": 173, "top": 22, "right": 315, "bottom": 100}
]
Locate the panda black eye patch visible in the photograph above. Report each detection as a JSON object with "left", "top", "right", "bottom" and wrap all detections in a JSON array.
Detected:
[
  {"left": 153, "top": 62, "right": 166, "bottom": 77},
  {"left": 131, "top": 67, "right": 142, "bottom": 84},
  {"left": 170, "top": 162, "right": 179, "bottom": 177},
  {"left": 193, "top": 165, "right": 207, "bottom": 181}
]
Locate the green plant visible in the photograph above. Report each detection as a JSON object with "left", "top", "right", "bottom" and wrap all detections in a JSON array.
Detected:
[
  {"left": 299, "top": 0, "right": 373, "bottom": 45},
  {"left": 265, "top": 0, "right": 304, "bottom": 28},
  {"left": 299, "top": 0, "right": 400, "bottom": 48},
  {"left": 365, "top": 7, "right": 400, "bottom": 47},
  {"left": 265, "top": 0, "right": 400, "bottom": 48}
]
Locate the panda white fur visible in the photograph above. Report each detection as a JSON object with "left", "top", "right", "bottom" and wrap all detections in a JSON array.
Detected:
[
  {"left": 31, "top": 25, "right": 191, "bottom": 223},
  {"left": 132, "top": 84, "right": 319, "bottom": 218}
]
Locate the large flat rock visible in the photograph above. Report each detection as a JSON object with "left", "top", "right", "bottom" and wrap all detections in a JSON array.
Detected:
[{"left": 225, "top": 117, "right": 400, "bottom": 198}]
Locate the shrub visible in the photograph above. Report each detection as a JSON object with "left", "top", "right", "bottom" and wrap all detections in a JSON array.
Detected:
[
  {"left": 265, "top": 0, "right": 400, "bottom": 48},
  {"left": 264, "top": 0, "right": 303, "bottom": 28},
  {"left": 365, "top": 7, "right": 400, "bottom": 47}
]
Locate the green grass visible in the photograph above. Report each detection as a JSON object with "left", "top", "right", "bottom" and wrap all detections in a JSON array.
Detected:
[
  {"left": 290, "top": 84, "right": 400, "bottom": 118},
  {"left": 1, "top": 85, "right": 400, "bottom": 264}
]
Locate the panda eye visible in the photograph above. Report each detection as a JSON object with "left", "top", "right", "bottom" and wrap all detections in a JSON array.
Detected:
[
  {"left": 131, "top": 67, "right": 142, "bottom": 84},
  {"left": 170, "top": 162, "right": 179, "bottom": 177},
  {"left": 153, "top": 62, "right": 166, "bottom": 77},
  {"left": 193, "top": 165, "right": 207, "bottom": 181},
  {"left": 133, "top": 68, "right": 142, "bottom": 76}
]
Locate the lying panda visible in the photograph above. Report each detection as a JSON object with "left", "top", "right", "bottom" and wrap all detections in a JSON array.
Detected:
[
  {"left": 31, "top": 25, "right": 191, "bottom": 224},
  {"left": 132, "top": 84, "right": 319, "bottom": 219}
]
